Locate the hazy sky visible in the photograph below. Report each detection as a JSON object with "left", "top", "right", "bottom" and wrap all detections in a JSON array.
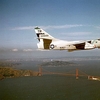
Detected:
[{"left": 0, "top": 0, "right": 100, "bottom": 50}]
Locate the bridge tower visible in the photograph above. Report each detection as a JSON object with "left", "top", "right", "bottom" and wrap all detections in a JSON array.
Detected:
[
  {"left": 38, "top": 66, "right": 42, "bottom": 76},
  {"left": 76, "top": 68, "right": 79, "bottom": 79}
]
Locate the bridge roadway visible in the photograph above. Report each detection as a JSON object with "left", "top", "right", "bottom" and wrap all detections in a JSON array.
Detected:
[
  {"left": 38, "top": 67, "right": 100, "bottom": 80},
  {"left": 39, "top": 68, "right": 89, "bottom": 77},
  {"left": 42, "top": 72, "right": 88, "bottom": 76}
]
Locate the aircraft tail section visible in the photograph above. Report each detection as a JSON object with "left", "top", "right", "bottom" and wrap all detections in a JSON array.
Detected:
[
  {"left": 34, "top": 27, "right": 56, "bottom": 49},
  {"left": 35, "top": 27, "right": 55, "bottom": 41}
]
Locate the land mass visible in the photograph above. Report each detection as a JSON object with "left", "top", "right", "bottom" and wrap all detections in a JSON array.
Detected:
[
  {"left": 0, "top": 67, "right": 39, "bottom": 80},
  {"left": 41, "top": 60, "right": 76, "bottom": 67}
]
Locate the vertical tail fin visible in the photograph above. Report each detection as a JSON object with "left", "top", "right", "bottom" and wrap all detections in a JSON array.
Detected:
[
  {"left": 34, "top": 27, "right": 54, "bottom": 41},
  {"left": 34, "top": 27, "right": 55, "bottom": 49}
]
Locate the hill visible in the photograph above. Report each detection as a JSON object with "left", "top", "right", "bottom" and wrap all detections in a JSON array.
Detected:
[{"left": 0, "top": 67, "right": 39, "bottom": 80}]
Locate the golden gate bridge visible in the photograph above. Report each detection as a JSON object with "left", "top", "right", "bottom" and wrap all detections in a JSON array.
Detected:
[
  {"left": 37, "top": 67, "right": 100, "bottom": 81},
  {"left": 38, "top": 67, "right": 88, "bottom": 79}
]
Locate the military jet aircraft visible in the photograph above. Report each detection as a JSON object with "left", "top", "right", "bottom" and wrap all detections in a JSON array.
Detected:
[{"left": 34, "top": 27, "right": 100, "bottom": 52}]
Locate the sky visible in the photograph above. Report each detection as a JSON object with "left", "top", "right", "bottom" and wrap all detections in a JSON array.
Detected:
[{"left": 0, "top": 0, "right": 100, "bottom": 52}]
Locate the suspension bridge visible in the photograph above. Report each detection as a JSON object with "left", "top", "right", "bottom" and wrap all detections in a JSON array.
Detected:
[
  {"left": 38, "top": 67, "right": 88, "bottom": 79},
  {"left": 37, "top": 67, "right": 100, "bottom": 81}
]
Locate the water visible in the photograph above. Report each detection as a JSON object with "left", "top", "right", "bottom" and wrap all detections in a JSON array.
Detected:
[
  {"left": 0, "top": 75, "right": 100, "bottom": 100},
  {"left": 0, "top": 51, "right": 100, "bottom": 100}
]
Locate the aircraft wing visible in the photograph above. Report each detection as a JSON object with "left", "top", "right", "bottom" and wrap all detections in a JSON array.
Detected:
[
  {"left": 73, "top": 42, "right": 85, "bottom": 50},
  {"left": 67, "top": 40, "right": 95, "bottom": 51}
]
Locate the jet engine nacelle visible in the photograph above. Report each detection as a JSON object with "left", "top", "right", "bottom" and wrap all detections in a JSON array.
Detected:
[{"left": 84, "top": 42, "right": 95, "bottom": 50}]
